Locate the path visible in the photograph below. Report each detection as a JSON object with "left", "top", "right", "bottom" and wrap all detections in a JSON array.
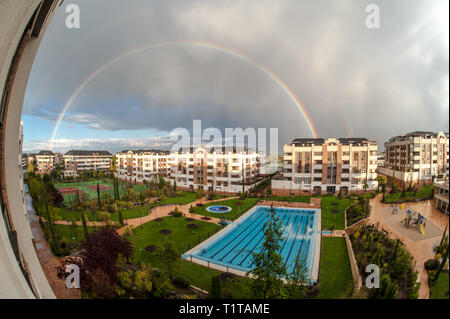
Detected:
[
  {"left": 26, "top": 189, "right": 80, "bottom": 299},
  {"left": 369, "top": 194, "right": 448, "bottom": 299},
  {"left": 117, "top": 196, "right": 236, "bottom": 234}
]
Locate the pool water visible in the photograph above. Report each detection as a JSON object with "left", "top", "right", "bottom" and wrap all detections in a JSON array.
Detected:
[{"left": 183, "top": 205, "right": 321, "bottom": 282}]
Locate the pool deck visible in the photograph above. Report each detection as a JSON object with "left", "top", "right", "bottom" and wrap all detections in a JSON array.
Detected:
[{"left": 257, "top": 197, "right": 321, "bottom": 209}]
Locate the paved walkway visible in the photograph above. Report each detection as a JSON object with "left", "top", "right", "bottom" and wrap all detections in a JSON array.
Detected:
[
  {"left": 369, "top": 194, "right": 448, "bottom": 299},
  {"left": 26, "top": 190, "right": 80, "bottom": 299}
]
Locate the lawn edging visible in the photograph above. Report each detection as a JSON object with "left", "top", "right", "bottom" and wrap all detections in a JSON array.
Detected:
[
  {"left": 344, "top": 231, "right": 363, "bottom": 293},
  {"left": 344, "top": 201, "right": 358, "bottom": 229}
]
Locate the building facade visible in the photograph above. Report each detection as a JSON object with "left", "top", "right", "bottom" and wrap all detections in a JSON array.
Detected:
[
  {"left": 272, "top": 138, "right": 378, "bottom": 195},
  {"left": 169, "top": 147, "right": 264, "bottom": 193},
  {"left": 63, "top": 150, "right": 113, "bottom": 176},
  {"left": 116, "top": 150, "right": 170, "bottom": 183},
  {"left": 378, "top": 131, "right": 449, "bottom": 187},
  {"left": 433, "top": 178, "right": 449, "bottom": 215},
  {"left": 35, "top": 151, "right": 55, "bottom": 175}
]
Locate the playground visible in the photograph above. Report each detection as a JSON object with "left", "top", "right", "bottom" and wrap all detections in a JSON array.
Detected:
[
  {"left": 381, "top": 202, "right": 442, "bottom": 241},
  {"left": 55, "top": 180, "right": 148, "bottom": 203},
  {"left": 370, "top": 196, "right": 448, "bottom": 299}
]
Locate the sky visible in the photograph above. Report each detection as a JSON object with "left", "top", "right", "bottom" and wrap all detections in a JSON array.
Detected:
[{"left": 22, "top": 0, "right": 449, "bottom": 154}]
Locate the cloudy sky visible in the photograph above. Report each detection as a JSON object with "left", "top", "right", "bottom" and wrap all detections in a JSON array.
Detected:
[{"left": 22, "top": 0, "right": 449, "bottom": 154}]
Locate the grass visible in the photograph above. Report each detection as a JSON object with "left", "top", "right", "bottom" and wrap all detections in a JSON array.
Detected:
[
  {"left": 265, "top": 195, "right": 353, "bottom": 230},
  {"left": 429, "top": 272, "right": 449, "bottom": 299},
  {"left": 317, "top": 237, "right": 353, "bottom": 298},
  {"left": 56, "top": 205, "right": 154, "bottom": 222},
  {"left": 320, "top": 197, "right": 353, "bottom": 230},
  {"left": 55, "top": 191, "right": 199, "bottom": 222},
  {"left": 53, "top": 224, "right": 96, "bottom": 247},
  {"left": 157, "top": 191, "right": 198, "bottom": 205},
  {"left": 192, "top": 197, "right": 260, "bottom": 220},
  {"left": 130, "top": 216, "right": 224, "bottom": 290},
  {"left": 383, "top": 184, "right": 434, "bottom": 204}
]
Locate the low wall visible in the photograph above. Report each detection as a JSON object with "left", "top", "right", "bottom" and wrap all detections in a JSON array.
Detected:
[{"left": 344, "top": 233, "right": 363, "bottom": 292}]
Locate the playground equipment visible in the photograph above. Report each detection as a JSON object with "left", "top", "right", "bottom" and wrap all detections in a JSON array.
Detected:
[
  {"left": 391, "top": 204, "right": 399, "bottom": 214},
  {"left": 401, "top": 210, "right": 426, "bottom": 234}
]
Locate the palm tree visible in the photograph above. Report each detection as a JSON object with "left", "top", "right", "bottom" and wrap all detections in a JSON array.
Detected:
[{"left": 363, "top": 180, "right": 369, "bottom": 194}]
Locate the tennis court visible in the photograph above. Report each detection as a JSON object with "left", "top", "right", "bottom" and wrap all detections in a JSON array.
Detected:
[{"left": 55, "top": 180, "right": 148, "bottom": 203}]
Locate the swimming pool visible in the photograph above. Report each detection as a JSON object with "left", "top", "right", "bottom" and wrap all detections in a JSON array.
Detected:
[{"left": 182, "top": 205, "right": 321, "bottom": 283}]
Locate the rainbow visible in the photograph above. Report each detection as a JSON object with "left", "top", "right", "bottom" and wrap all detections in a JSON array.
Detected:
[{"left": 49, "top": 40, "right": 319, "bottom": 149}]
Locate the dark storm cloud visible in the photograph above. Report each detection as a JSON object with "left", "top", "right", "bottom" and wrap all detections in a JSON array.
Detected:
[{"left": 23, "top": 0, "right": 449, "bottom": 152}]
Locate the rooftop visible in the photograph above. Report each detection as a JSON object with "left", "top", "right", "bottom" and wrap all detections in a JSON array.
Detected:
[{"left": 65, "top": 150, "right": 112, "bottom": 156}]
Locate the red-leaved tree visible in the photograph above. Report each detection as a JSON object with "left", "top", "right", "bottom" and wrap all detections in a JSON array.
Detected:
[{"left": 81, "top": 227, "right": 134, "bottom": 297}]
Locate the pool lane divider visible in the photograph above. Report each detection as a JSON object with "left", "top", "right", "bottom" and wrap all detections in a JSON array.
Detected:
[
  {"left": 279, "top": 215, "right": 301, "bottom": 254},
  {"left": 209, "top": 210, "right": 265, "bottom": 259},
  {"left": 220, "top": 212, "right": 278, "bottom": 262},
  {"left": 232, "top": 213, "right": 293, "bottom": 265},
  {"left": 284, "top": 215, "right": 305, "bottom": 266},
  {"left": 292, "top": 215, "right": 310, "bottom": 270}
]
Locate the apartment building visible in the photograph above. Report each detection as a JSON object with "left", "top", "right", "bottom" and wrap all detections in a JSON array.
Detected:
[
  {"left": 116, "top": 150, "right": 170, "bottom": 182},
  {"left": 378, "top": 131, "right": 449, "bottom": 187},
  {"left": 63, "top": 150, "right": 113, "bottom": 176},
  {"left": 35, "top": 151, "right": 55, "bottom": 175},
  {"left": 169, "top": 147, "right": 264, "bottom": 193},
  {"left": 272, "top": 137, "right": 378, "bottom": 195},
  {"left": 434, "top": 178, "right": 449, "bottom": 214}
]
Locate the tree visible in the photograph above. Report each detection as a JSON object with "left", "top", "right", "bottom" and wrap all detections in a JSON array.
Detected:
[
  {"left": 376, "top": 175, "right": 386, "bottom": 192},
  {"left": 363, "top": 180, "right": 369, "bottom": 194},
  {"left": 433, "top": 244, "right": 449, "bottom": 282},
  {"left": 96, "top": 182, "right": 102, "bottom": 209},
  {"left": 209, "top": 275, "right": 222, "bottom": 299},
  {"left": 156, "top": 237, "right": 179, "bottom": 279},
  {"left": 173, "top": 180, "right": 177, "bottom": 192},
  {"left": 118, "top": 210, "right": 124, "bottom": 226},
  {"left": 81, "top": 227, "right": 134, "bottom": 287},
  {"left": 248, "top": 207, "right": 286, "bottom": 299},
  {"left": 80, "top": 210, "right": 89, "bottom": 241},
  {"left": 43, "top": 190, "right": 58, "bottom": 252}
]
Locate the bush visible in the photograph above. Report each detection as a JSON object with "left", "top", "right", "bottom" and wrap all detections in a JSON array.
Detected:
[
  {"left": 425, "top": 258, "right": 439, "bottom": 271},
  {"left": 172, "top": 276, "right": 190, "bottom": 288},
  {"left": 209, "top": 275, "right": 222, "bottom": 299}
]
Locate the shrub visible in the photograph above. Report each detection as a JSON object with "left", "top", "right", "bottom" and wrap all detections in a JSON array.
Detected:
[
  {"left": 172, "top": 276, "right": 190, "bottom": 288},
  {"left": 209, "top": 275, "right": 222, "bottom": 299},
  {"left": 425, "top": 258, "right": 439, "bottom": 271}
]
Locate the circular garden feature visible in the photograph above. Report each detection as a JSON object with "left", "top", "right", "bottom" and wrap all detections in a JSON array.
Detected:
[
  {"left": 160, "top": 229, "right": 172, "bottom": 235},
  {"left": 185, "top": 218, "right": 195, "bottom": 222},
  {"left": 145, "top": 245, "right": 159, "bottom": 252},
  {"left": 186, "top": 223, "right": 199, "bottom": 229},
  {"left": 206, "top": 205, "right": 232, "bottom": 213},
  {"left": 332, "top": 209, "right": 340, "bottom": 214}
]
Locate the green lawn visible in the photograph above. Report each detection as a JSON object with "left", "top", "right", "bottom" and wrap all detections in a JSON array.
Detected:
[
  {"left": 157, "top": 191, "right": 198, "bottom": 205},
  {"left": 53, "top": 224, "right": 96, "bottom": 246},
  {"left": 56, "top": 205, "right": 154, "bottom": 223},
  {"left": 131, "top": 216, "right": 224, "bottom": 290},
  {"left": 429, "top": 272, "right": 449, "bottom": 299},
  {"left": 383, "top": 184, "right": 434, "bottom": 203},
  {"left": 264, "top": 195, "right": 353, "bottom": 230},
  {"left": 317, "top": 237, "right": 354, "bottom": 298},
  {"left": 320, "top": 197, "right": 353, "bottom": 230},
  {"left": 191, "top": 197, "right": 260, "bottom": 220}
]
